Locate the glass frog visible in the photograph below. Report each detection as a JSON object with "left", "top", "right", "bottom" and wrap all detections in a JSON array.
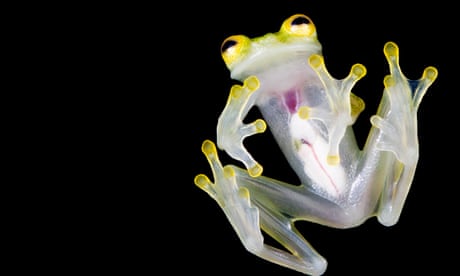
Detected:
[{"left": 194, "top": 14, "right": 437, "bottom": 276}]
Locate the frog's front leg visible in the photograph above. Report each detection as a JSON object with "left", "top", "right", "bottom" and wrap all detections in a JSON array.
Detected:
[
  {"left": 306, "top": 54, "right": 366, "bottom": 165},
  {"left": 370, "top": 42, "right": 438, "bottom": 226},
  {"left": 195, "top": 140, "right": 328, "bottom": 276},
  {"left": 217, "top": 76, "right": 267, "bottom": 177}
]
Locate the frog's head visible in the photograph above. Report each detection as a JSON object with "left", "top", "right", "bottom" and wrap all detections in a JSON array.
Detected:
[{"left": 221, "top": 14, "right": 322, "bottom": 81}]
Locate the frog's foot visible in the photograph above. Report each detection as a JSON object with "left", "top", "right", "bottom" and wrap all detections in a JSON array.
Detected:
[
  {"left": 306, "top": 54, "right": 366, "bottom": 165},
  {"left": 196, "top": 140, "right": 327, "bottom": 275},
  {"left": 370, "top": 42, "right": 438, "bottom": 165},
  {"left": 217, "top": 76, "right": 266, "bottom": 177},
  {"left": 195, "top": 140, "right": 264, "bottom": 252}
]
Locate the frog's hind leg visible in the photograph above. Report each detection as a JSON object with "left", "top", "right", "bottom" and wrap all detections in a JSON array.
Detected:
[
  {"left": 195, "top": 140, "right": 327, "bottom": 276},
  {"left": 369, "top": 42, "right": 438, "bottom": 226},
  {"left": 255, "top": 202, "right": 328, "bottom": 275},
  {"left": 195, "top": 140, "right": 264, "bottom": 253}
]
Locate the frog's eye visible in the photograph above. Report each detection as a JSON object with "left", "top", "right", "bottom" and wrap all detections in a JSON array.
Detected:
[
  {"left": 281, "top": 14, "right": 316, "bottom": 37},
  {"left": 221, "top": 35, "right": 250, "bottom": 66}
]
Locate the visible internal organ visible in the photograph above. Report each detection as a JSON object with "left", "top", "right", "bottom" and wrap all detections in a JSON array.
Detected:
[
  {"left": 283, "top": 89, "right": 301, "bottom": 114},
  {"left": 283, "top": 90, "right": 347, "bottom": 197}
]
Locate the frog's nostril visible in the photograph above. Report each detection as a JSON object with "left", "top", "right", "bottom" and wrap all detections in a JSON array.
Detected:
[
  {"left": 221, "top": 39, "right": 237, "bottom": 53},
  {"left": 291, "top": 16, "right": 311, "bottom": 26}
]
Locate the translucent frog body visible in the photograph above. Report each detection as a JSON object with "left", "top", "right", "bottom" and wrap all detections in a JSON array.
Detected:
[{"left": 194, "top": 14, "right": 438, "bottom": 275}]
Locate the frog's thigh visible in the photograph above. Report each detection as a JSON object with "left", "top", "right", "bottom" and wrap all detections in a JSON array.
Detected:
[
  {"left": 231, "top": 168, "right": 329, "bottom": 274},
  {"left": 231, "top": 166, "right": 348, "bottom": 227}
]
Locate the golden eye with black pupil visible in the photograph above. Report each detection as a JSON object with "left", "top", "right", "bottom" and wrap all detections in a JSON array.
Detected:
[
  {"left": 281, "top": 14, "right": 316, "bottom": 37},
  {"left": 221, "top": 35, "right": 250, "bottom": 66},
  {"left": 221, "top": 39, "right": 237, "bottom": 54},
  {"left": 291, "top": 15, "right": 311, "bottom": 26}
]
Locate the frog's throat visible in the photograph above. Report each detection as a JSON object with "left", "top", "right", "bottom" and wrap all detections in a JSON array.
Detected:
[{"left": 230, "top": 42, "right": 321, "bottom": 81}]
